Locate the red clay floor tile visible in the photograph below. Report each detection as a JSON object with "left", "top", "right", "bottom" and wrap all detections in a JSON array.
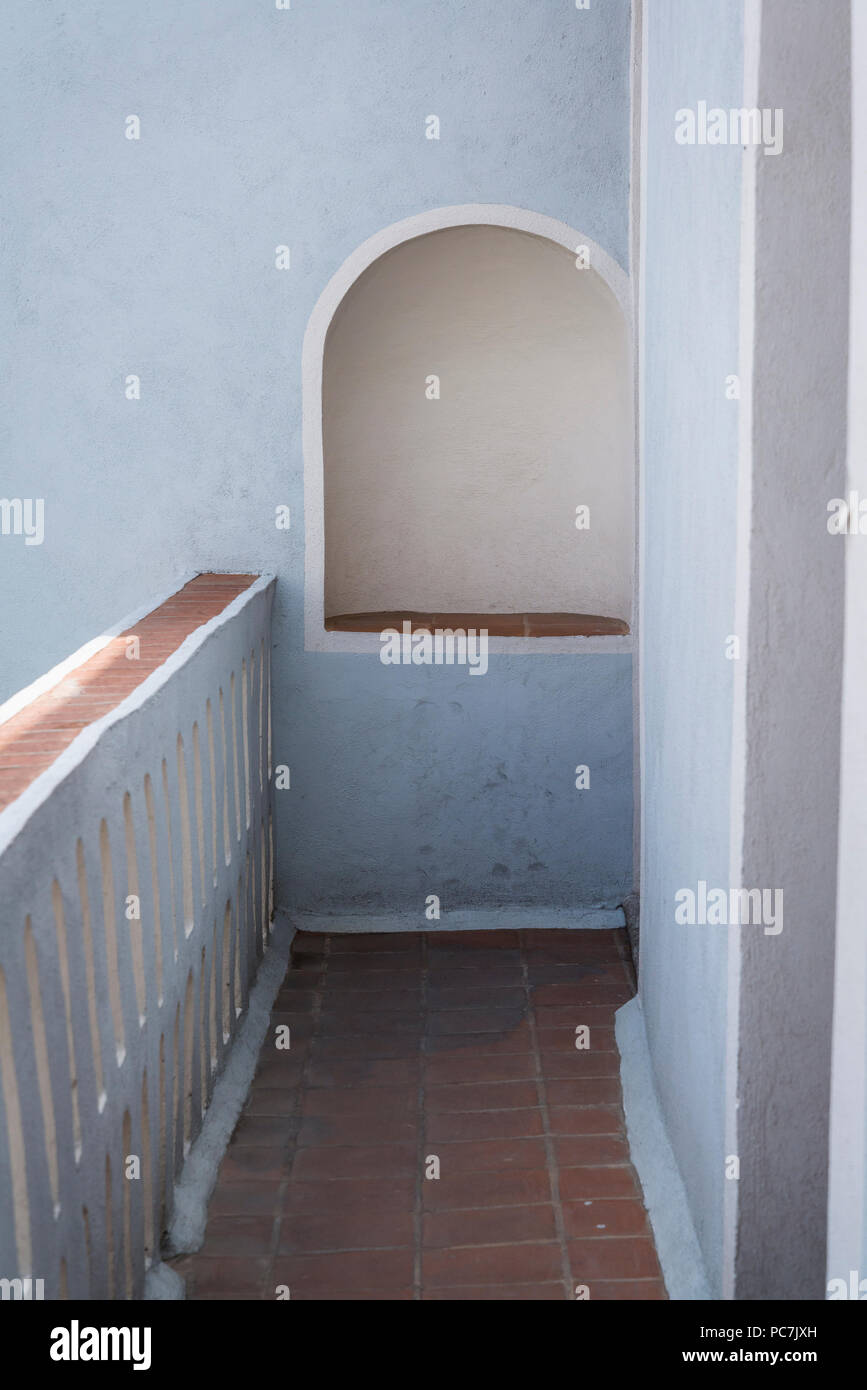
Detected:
[{"left": 180, "top": 927, "right": 666, "bottom": 1301}]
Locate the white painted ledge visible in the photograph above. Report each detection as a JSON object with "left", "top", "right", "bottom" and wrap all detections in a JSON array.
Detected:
[
  {"left": 616, "top": 994, "right": 712, "bottom": 1300},
  {"left": 0, "top": 570, "right": 199, "bottom": 729},
  {"left": 144, "top": 916, "right": 296, "bottom": 1300},
  {"left": 0, "top": 572, "right": 276, "bottom": 856}
]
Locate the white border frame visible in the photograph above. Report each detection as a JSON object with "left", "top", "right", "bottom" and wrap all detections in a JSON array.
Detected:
[{"left": 302, "top": 203, "right": 634, "bottom": 656}]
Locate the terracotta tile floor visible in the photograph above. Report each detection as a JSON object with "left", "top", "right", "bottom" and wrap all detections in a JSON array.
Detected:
[{"left": 175, "top": 928, "right": 666, "bottom": 1301}]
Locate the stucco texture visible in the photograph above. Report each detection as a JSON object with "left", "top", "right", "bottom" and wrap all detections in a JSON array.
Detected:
[
  {"left": 0, "top": 0, "right": 633, "bottom": 915},
  {"left": 639, "top": 0, "right": 743, "bottom": 1299}
]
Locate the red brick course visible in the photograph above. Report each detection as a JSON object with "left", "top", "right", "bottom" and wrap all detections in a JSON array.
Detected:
[{"left": 0, "top": 574, "right": 257, "bottom": 813}]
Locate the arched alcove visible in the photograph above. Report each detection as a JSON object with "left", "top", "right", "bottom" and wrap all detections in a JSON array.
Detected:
[{"left": 304, "top": 206, "right": 634, "bottom": 650}]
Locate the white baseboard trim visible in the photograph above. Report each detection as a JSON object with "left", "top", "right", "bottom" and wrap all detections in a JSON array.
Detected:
[
  {"left": 615, "top": 995, "right": 713, "bottom": 1300},
  {"left": 278, "top": 905, "right": 626, "bottom": 934},
  {"left": 144, "top": 916, "right": 296, "bottom": 1299}
]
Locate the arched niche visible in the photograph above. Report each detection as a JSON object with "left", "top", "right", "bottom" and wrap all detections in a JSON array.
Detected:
[{"left": 303, "top": 206, "right": 634, "bottom": 652}]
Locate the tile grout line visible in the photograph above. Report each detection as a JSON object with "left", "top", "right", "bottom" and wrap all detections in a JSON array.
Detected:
[
  {"left": 412, "top": 935, "right": 428, "bottom": 1301},
  {"left": 265, "top": 934, "right": 330, "bottom": 1300},
  {"left": 183, "top": 932, "right": 666, "bottom": 1301},
  {"left": 521, "top": 932, "right": 573, "bottom": 1301}
]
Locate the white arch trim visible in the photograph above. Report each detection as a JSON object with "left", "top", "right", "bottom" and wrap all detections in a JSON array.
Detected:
[{"left": 302, "top": 203, "right": 634, "bottom": 655}]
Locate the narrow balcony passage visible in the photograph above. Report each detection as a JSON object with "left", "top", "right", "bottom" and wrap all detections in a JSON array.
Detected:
[{"left": 176, "top": 928, "right": 665, "bottom": 1301}]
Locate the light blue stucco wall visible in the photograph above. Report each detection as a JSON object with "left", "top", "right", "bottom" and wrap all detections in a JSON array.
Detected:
[
  {"left": 288, "top": 653, "right": 632, "bottom": 913},
  {"left": 0, "top": 0, "right": 633, "bottom": 914},
  {"left": 640, "top": 0, "right": 743, "bottom": 1297}
]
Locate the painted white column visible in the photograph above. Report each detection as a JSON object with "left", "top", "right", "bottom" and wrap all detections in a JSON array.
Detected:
[
  {"left": 826, "top": 0, "right": 867, "bottom": 1296},
  {"left": 722, "top": 0, "right": 761, "bottom": 1303},
  {"left": 733, "top": 0, "right": 850, "bottom": 1299}
]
